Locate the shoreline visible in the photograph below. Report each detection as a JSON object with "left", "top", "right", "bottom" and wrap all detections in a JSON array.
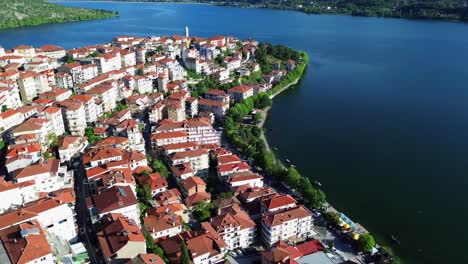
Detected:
[
  {"left": 54, "top": 0, "right": 468, "bottom": 23},
  {"left": 254, "top": 62, "right": 401, "bottom": 263}
]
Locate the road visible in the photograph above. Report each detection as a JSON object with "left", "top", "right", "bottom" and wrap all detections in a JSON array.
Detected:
[{"left": 73, "top": 157, "right": 104, "bottom": 264}]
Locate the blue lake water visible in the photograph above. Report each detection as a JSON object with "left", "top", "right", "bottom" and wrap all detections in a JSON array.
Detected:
[{"left": 2, "top": 2, "right": 468, "bottom": 263}]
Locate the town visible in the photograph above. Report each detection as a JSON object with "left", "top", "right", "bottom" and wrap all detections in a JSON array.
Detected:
[{"left": 0, "top": 28, "right": 390, "bottom": 264}]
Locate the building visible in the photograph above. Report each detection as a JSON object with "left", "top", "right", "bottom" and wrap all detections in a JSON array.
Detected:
[
  {"left": 5, "top": 143, "right": 41, "bottom": 174},
  {"left": 12, "top": 158, "right": 73, "bottom": 193},
  {"left": 38, "top": 106, "right": 66, "bottom": 136},
  {"left": 170, "top": 149, "right": 209, "bottom": 176},
  {"left": 70, "top": 94, "right": 100, "bottom": 123},
  {"left": 0, "top": 198, "right": 78, "bottom": 242},
  {"left": 205, "top": 89, "right": 230, "bottom": 103},
  {"left": 96, "top": 213, "right": 146, "bottom": 264},
  {"left": 226, "top": 171, "right": 264, "bottom": 188},
  {"left": 181, "top": 176, "right": 206, "bottom": 197},
  {"left": 11, "top": 118, "right": 54, "bottom": 149},
  {"left": 198, "top": 99, "right": 229, "bottom": 119},
  {"left": 143, "top": 211, "right": 183, "bottom": 240},
  {"left": 18, "top": 72, "right": 51, "bottom": 103},
  {"left": 58, "top": 136, "right": 89, "bottom": 162},
  {"left": 0, "top": 220, "right": 55, "bottom": 264},
  {"left": 228, "top": 85, "right": 254, "bottom": 102},
  {"left": 91, "top": 186, "right": 141, "bottom": 227},
  {"left": 210, "top": 205, "right": 256, "bottom": 250},
  {"left": 186, "top": 222, "right": 228, "bottom": 264},
  {"left": 56, "top": 99, "right": 87, "bottom": 136},
  {"left": 0, "top": 178, "right": 37, "bottom": 214},
  {"left": 137, "top": 173, "right": 168, "bottom": 197},
  {"left": 261, "top": 205, "right": 314, "bottom": 246}
]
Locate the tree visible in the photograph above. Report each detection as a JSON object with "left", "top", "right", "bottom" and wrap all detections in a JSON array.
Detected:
[
  {"left": 358, "top": 233, "right": 376, "bottom": 253},
  {"left": 151, "top": 160, "right": 169, "bottom": 178},
  {"left": 181, "top": 241, "right": 191, "bottom": 264},
  {"left": 48, "top": 133, "right": 58, "bottom": 149},
  {"left": 0, "top": 140, "right": 5, "bottom": 150},
  {"left": 85, "top": 127, "right": 98, "bottom": 144},
  {"left": 217, "top": 192, "right": 233, "bottom": 199},
  {"left": 323, "top": 212, "right": 341, "bottom": 226},
  {"left": 254, "top": 112, "right": 262, "bottom": 124},
  {"left": 1, "top": 105, "right": 8, "bottom": 112},
  {"left": 193, "top": 201, "right": 214, "bottom": 222}
]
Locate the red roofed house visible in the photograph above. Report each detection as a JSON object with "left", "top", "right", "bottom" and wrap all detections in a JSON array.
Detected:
[
  {"left": 228, "top": 85, "right": 254, "bottom": 102},
  {"left": 261, "top": 194, "right": 298, "bottom": 214},
  {"left": 262, "top": 240, "right": 302, "bottom": 264},
  {"left": 170, "top": 149, "right": 209, "bottom": 176},
  {"left": 5, "top": 142, "right": 41, "bottom": 174},
  {"left": 198, "top": 98, "right": 229, "bottom": 119},
  {"left": 180, "top": 176, "right": 206, "bottom": 197},
  {"left": 0, "top": 177, "right": 37, "bottom": 214},
  {"left": 143, "top": 210, "right": 182, "bottom": 240},
  {"left": 58, "top": 136, "right": 89, "bottom": 162},
  {"left": 96, "top": 213, "right": 146, "bottom": 263},
  {"left": 0, "top": 198, "right": 78, "bottom": 242},
  {"left": 210, "top": 205, "right": 256, "bottom": 250},
  {"left": 91, "top": 186, "right": 141, "bottom": 227},
  {"left": 186, "top": 222, "right": 228, "bottom": 264},
  {"left": 12, "top": 158, "right": 73, "bottom": 193},
  {"left": 226, "top": 171, "right": 264, "bottom": 188},
  {"left": 261, "top": 205, "right": 314, "bottom": 246},
  {"left": 137, "top": 173, "right": 168, "bottom": 197},
  {"left": 0, "top": 220, "right": 55, "bottom": 264},
  {"left": 217, "top": 161, "right": 251, "bottom": 179}
]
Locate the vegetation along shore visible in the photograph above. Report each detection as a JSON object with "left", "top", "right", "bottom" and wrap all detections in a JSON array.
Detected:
[
  {"left": 0, "top": 0, "right": 117, "bottom": 30},
  {"left": 81, "top": 0, "right": 468, "bottom": 21}
]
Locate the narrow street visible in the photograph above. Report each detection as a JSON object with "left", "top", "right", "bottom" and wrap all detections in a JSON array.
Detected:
[{"left": 73, "top": 157, "right": 104, "bottom": 264}]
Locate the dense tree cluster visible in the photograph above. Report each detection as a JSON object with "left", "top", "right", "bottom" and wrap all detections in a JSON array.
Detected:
[{"left": 0, "top": 0, "right": 117, "bottom": 30}]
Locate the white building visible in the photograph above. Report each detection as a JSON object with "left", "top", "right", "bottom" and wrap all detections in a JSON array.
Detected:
[
  {"left": 261, "top": 205, "right": 314, "bottom": 246},
  {"left": 13, "top": 158, "right": 73, "bottom": 193}
]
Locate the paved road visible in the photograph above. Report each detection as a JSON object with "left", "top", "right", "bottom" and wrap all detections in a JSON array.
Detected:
[{"left": 73, "top": 157, "right": 104, "bottom": 264}]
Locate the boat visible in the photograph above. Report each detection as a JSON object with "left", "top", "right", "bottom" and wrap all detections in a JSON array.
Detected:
[
  {"left": 388, "top": 234, "right": 401, "bottom": 245},
  {"left": 290, "top": 164, "right": 296, "bottom": 168},
  {"left": 285, "top": 159, "right": 291, "bottom": 163},
  {"left": 314, "top": 180, "right": 322, "bottom": 187},
  {"left": 273, "top": 147, "right": 278, "bottom": 151}
]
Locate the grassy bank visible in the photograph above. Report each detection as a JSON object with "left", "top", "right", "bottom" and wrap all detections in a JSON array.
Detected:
[{"left": 0, "top": 0, "right": 117, "bottom": 30}]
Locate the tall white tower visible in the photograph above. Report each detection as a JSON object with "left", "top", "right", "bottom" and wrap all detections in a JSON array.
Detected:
[{"left": 185, "top": 26, "right": 189, "bottom": 38}]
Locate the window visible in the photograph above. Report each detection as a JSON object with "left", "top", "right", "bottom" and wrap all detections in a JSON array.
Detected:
[{"left": 59, "top": 219, "right": 68, "bottom": 224}]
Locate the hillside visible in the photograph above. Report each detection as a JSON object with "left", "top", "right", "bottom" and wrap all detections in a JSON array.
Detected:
[
  {"left": 102, "top": 0, "right": 468, "bottom": 21},
  {"left": 0, "top": 0, "right": 117, "bottom": 30}
]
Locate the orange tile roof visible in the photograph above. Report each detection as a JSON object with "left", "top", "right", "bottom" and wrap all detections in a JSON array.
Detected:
[
  {"left": 0, "top": 219, "right": 52, "bottom": 264},
  {"left": 262, "top": 205, "right": 312, "bottom": 227}
]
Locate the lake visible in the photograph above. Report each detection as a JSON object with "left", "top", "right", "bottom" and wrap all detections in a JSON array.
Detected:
[{"left": 2, "top": 2, "right": 468, "bottom": 263}]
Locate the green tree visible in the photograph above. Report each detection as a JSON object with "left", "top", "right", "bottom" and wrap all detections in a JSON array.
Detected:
[
  {"left": 48, "top": 133, "right": 58, "bottom": 149},
  {"left": 85, "top": 127, "right": 99, "bottom": 144},
  {"left": 217, "top": 192, "right": 233, "bottom": 199},
  {"left": 151, "top": 160, "right": 169, "bottom": 178},
  {"left": 181, "top": 241, "right": 191, "bottom": 264},
  {"left": 323, "top": 212, "right": 341, "bottom": 226},
  {"left": 358, "top": 233, "right": 376, "bottom": 253},
  {"left": 193, "top": 201, "right": 214, "bottom": 222},
  {"left": 1, "top": 105, "right": 8, "bottom": 112},
  {"left": 0, "top": 140, "right": 5, "bottom": 150},
  {"left": 254, "top": 112, "right": 262, "bottom": 124}
]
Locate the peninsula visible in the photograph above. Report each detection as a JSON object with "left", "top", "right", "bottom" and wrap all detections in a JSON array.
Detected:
[
  {"left": 0, "top": 0, "right": 117, "bottom": 30},
  {"left": 0, "top": 31, "right": 392, "bottom": 263}
]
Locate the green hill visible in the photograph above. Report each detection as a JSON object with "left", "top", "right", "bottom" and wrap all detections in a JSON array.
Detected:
[{"left": 0, "top": 0, "right": 117, "bottom": 30}]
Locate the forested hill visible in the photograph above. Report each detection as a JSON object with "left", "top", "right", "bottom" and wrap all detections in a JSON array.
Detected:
[
  {"left": 97, "top": 0, "right": 468, "bottom": 21},
  {"left": 0, "top": 0, "right": 117, "bottom": 30}
]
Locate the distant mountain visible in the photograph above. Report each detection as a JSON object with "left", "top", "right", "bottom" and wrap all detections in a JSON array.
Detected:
[
  {"left": 0, "top": 0, "right": 117, "bottom": 30},
  {"left": 96, "top": 0, "right": 468, "bottom": 21}
]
